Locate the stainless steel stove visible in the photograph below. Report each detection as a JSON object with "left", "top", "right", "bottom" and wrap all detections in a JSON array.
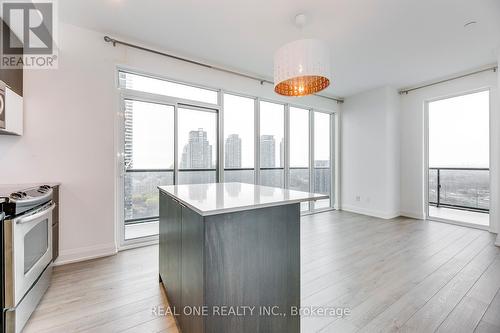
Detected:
[
  {"left": 2, "top": 185, "right": 53, "bottom": 216},
  {"left": 1, "top": 185, "right": 55, "bottom": 333}
]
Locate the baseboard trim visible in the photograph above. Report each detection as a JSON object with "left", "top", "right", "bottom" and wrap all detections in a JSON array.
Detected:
[
  {"left": 400, "top": 211, "right": 425, "bottom": 220},
  {"left": 341, "top": 205, "right": 400, "bottom": 220},
  {"left": 119, "top": 238, "right": 159, "bottom": 252},
  {"left": 54, "top": 243, "right": 118, "bottom": 266}
]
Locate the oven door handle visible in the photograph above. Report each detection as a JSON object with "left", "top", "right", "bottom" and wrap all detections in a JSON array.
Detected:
[{"left": 15, "top": 202, "right": 56, "bottom": 224}]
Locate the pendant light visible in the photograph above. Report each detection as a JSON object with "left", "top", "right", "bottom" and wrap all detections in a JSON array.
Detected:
[{"left": 274, "top": 15, "right": 331, "bottom": 97}]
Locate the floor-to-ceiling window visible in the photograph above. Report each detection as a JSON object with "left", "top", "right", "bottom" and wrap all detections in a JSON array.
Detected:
[
  {"left": 427, "top": 90, "right": 490, "bottom": 228},
  {"left": 223, "top": 93, "right": 255, "bottom": 183},
  {"left": 259, "top": 101, "right": 285, "bottom": 188},
  {"left": 118, "top": 70, "right": 336, "bottom": 244},
  {"left": 313, "top": 111, "right": 332, "bottom": 210},
  {"left": 289, "top": 106, "right": 310, "bottom": 211},
  {"left": 119, "top": 71, "right": 219, "bottom": 242}
]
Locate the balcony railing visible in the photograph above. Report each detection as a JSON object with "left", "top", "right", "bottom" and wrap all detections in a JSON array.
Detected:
[
  {"left": 124, "top": 168, "right": 216, "bottom": 225},
  {"left": 429, "top": 167, "right": 489, "bottom": 213},
  {"left": 124, "top": 169, "right": 174, "bottom": 225},
  {"left": 124, "top": 166, "right": 333, "bottom": 226}
]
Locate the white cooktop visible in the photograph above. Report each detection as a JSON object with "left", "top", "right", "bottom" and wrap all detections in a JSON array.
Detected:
[{"left": 158, "top": 182, "right": 329, "bottom": 216}]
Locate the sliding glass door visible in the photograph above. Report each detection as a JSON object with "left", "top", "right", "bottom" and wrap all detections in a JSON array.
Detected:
[
  {"left": 119, "top": 71, "right": 220, "bottom": 244},
  {"left": 122, "top": 102, "right": 218, "bottom": 242},
  {"left": 123, "top": 100, "right": 174, "bottom": 240},
  {"left": 427, "top": 90, "right": 490, "bottom": 228},
  {"left": 288, "top": 108, "right": 333, "bottom": 212}
]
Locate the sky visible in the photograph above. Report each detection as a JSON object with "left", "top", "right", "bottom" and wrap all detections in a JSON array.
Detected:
[
  {"left": 314, "top": 112, "right": 331, "bottom": 162},
  {"left": 130, "top": 100, "right": 174, "bottom": 169},
  {"left": 428, "top": 90, "right": 489, "bottom": 168},
  {"left": 289, "top": 106, "right": 309, "bottom": 167},
  {"left": 259, "top": 100, "right": 285, "bottom": 167}
]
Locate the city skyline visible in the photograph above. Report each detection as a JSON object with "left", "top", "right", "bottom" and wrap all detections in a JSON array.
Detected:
[
  {"left": 180, "top": 128, "right": 213, "bottom": 169},
  {"left": 225, "top": 134, "right": 242, "bottom": 168},
  {"left": 225, "top": 133, "right": 287, "bottom": 169},
  {"left": 260, "top": 134, "right": 277, "bottom": 168},
  {"left": 125, "top": 123, "right": 332, "bottom": 222},
  {"left": 126, "top": 119, "right": 330, "bottom": 172}
]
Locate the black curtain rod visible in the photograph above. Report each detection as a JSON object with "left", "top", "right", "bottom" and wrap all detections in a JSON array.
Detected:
[
  {"left": 104, "top": 36, "right": 344, "bottom": 104},
  {"left": 399, "top": 66, "right": 498, "bottom": 95}
]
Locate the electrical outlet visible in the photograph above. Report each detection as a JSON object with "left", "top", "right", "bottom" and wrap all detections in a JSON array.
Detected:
[{"left": 355, "top": 195, "right": 361, "bottom": 202}]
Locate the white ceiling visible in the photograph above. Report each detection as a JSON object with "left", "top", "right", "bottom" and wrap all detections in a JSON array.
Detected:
[{"left": 60, "top": 0, "right": 500, "bottom": 97}]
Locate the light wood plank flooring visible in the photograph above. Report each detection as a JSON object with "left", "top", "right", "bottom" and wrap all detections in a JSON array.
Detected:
[{"left": 24, "top": 211, "right": 500, "bottom": 333}]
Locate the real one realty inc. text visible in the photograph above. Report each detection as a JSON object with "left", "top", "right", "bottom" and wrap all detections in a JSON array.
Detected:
[{"left": 152, "top": 305, "right": 351, "bottom": 318}]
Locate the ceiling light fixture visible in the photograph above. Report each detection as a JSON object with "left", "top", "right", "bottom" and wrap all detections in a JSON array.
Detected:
[{"left": 274, "top": 14, "right": 331, "bottom": 97}]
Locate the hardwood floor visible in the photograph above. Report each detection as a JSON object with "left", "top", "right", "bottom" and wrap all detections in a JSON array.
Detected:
[{"left": 24, "top": 211, "right": 500, "bottom": 333}]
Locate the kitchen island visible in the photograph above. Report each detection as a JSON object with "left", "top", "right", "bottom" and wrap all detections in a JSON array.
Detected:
[{"left": 158, "top": 182, "right": 328, "bottom": 333}]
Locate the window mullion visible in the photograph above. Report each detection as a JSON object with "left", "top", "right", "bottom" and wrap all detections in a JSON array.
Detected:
[
  {"left": 173, "top": 104, "right": 179, "bottom": 184},
  {"left": 255, "top": 98, "right": 261, "bottom": 185},
  {"left": 330, "top": 113, "right": 335, "bottom": 208},
  {"left": 309, "top": 110, "right": 315, "bottom": 212},
  {"left": 218, "top": 90, "right": 224, "bottom": 183}
]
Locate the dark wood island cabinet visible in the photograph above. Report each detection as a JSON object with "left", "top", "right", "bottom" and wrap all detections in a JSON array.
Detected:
[{"left": 158, "top": 182, "right": 328, "bottom": 333}]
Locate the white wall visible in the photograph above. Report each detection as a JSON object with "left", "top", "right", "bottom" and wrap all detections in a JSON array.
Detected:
[
  {"left": 400, "top": 69, "right": 499, "bottom": 234},
  {"left": 340, "top": 86, "right": 400, "bottom": 219},
  {"left": 0, "top": 23, "right": 339, "bottom": 265},
  {"left": 0, "top": 24, "right": 124, "bottom": 264},
  {"left": 497, "top": 53, "right": 500, "bottom": 245}
]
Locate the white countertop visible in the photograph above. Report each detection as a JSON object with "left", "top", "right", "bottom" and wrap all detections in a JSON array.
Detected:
[{"left": 158, "top": 182, "right": 329, "bottom": 216}]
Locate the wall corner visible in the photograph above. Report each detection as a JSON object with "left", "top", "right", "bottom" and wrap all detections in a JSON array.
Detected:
[{"left": 496, "top": 51, "right": 500, "bottom": 246}]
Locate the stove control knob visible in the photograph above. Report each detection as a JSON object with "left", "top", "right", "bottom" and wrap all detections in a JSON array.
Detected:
[{"left": 39, "top": 185, "right": 51, "bottom": 192}]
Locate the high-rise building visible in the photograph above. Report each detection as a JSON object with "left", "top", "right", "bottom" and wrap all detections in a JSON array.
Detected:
[
  {"left": 260, "top": 135, "right": 276, "bottom": 168},
  {"left": 181, "top": 128, "right": 213, "bottom": 169},
  {"left": 225, "top": 134, "right": 242, "bottom": 168},
  {"left": 123, "top": 100, "right": 134, "bottom": 220}
]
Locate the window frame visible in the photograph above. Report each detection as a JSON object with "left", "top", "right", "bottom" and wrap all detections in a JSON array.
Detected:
[
  {"left": 118, "top": 69, "right": 220, "bottom": 107},
  {"left": 116, "top": 67, "right": 337, "bottom": 248},
  {"left": 117, "top": 85, "right": 221, "bottom": 247}
]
